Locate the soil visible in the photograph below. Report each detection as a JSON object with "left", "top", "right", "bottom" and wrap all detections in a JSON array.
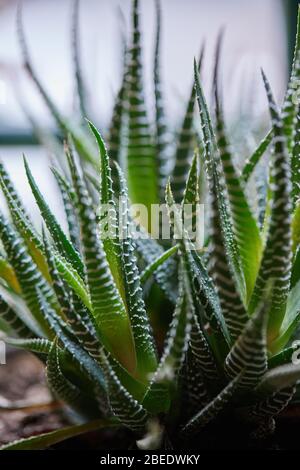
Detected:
[
  {"left": 0, "top": 349, "right": 68, "bottom": 446},
  {"left": 0, "top": 349, "right": 300, "bottom": 450}
]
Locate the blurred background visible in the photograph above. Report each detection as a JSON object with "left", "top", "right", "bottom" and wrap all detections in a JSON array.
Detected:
[{"left": 0, "top": 0, "right": 297, "bottom": 223}]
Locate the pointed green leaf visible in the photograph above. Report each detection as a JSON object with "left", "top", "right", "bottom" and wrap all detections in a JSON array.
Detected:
[
  {"left": 135, "top": 235, "right": 178, "bottom": 304},
  {"left": 142, "top": 263, "right": 193, "bottom": 413},
  {"left": 171, "top": 48, "right": 204, "bottom": 203},
  {"left": 0, "top": 295, "right": 34, "bottom": 338},
  {"left": 114, "top": 163, "right": 158, "bottom": 381},
  {"left": 182, "top": 152, "right": 200, "bottom": 242},
  {"left": 165, "top": 181, "right": 230, "bottom": 359},
  {"left": 248, "top": 71, "right": 292, "bottom": 344},
  {"left": 124, "top": 0, "right": 158, "bottom": 227},
  {"left": 0, "top": 419, "right": 118, "bottom": 450},
  {"left": 282, "top": 5, "right": 300, "bottom": 157},
  {"left": 153, "top": 0, "right": 170, "bottom": 200},
  {"left": 182, "top": 350, "right": 210, "bottom": 418},
  {"left": 291, "top": 245, "right": 300, "bottom": 288},
  {"left": 24, "top": 157, "right": 84, "bottom": 278},
  {"left": 292, "top": 199, "right": 300, "bottom": 254},
  {"left": 67, "top": 149, "right": 137, "bottom": 375},
  {"left": 292, "top": 110, "right": 300, "bottom": 205},
  {"left": 194, "top": 60, "right": 248, "bottom": 341},
  {"left": 189, "top": 315, "right": 219, "bottom": 384},
  {"left": 140, "top": 244, "right": 178, "bottom": 285},
  {"left": 42, "top": 228, "right": 101, "bottom": 361},
  {"left": 88, "top": 122, "right": 126, "bottom": 304},
  {"left": 268, "top": 346, "right": 297, "bottom": 368},
  {"left": 256, "top": 363, "right": 300, "bottom": 394},
  {"left": 72, "top": 0, "right": 88, "bottom": 121},
  {"left": 251, "top": 386, "right": 295, "bottom": 423},
  {"left": 51, "top": 166, "right": 81, "bottom": 252},
  {"left": 0, "top": 255, "right": 21, "bottom": 294},
  {"left": 181, "top": 373, "right": 242, "bottom": 436},
  {"left": 0, "top": 162, "right": 50, "bottom": 280},
  {"left": 107, "top": 61, "right": 127, "bottom": 176},
  {"left": 0, "top": 213, "right": 54, "bottom": 337},
  {"left": 101, "top": 351, "right": 149, "bottom": 433},
  {"left": 242, "top": 130, "right": 273, "bottom": 183},
  {"left": 47, "top": 339, "right": 82, "bottom": 407},
  {"left": 269, "top": 279, "right": 300, "bottom": 353},
  {"left": 225, "top": 303, "right": 268, "bottom": 390},
  {"left": 5, "top": 337, "right": 52, "bottom": 355},
  {"left": 214, "top": 47, "right": 262, "bottom": 301},
  {"left": 36, "top": 289, "right": 106, "bottom": 394}
]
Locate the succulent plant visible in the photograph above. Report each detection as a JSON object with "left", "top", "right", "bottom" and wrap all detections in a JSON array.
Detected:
[{"left": 0, "top": 0, "right": 300, "bottom": 451}]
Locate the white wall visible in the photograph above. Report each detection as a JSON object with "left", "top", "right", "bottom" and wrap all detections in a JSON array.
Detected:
[{"left": 0, "top": 0, "right": 287, "bottom": 130}]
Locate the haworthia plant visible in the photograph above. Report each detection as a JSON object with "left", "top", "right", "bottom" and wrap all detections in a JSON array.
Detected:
[{"left": 0, "top": 0, "right": 300, "bottom": 452}]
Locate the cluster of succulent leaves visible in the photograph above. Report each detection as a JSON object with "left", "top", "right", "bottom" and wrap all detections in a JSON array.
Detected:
[{"left": 1, "top": 0, "right": 300, "bottom": 450}]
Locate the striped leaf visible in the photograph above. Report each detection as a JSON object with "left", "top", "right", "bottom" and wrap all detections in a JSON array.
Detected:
[
  {"left": 216, "top": 127, "right": 262, "bottom": 303},
  {"left": 194, "top": 60, "right": 248, "bottom": 341},
  {"left": 107, "top": 48, "right": 127, "bottom": 174},
  {"left": 101, "top": 352, "right": 149, "bottom": 433},
  {"left": 36, "top": 289, "right": 106, "bottom": 394},
  {"left": 67, "top": 149, "right": 137, "bottom": 375},
  {"left": 43, "top": 228, "right": 70, "bottom": 318},
  {"left": 114, "top": 163, "right": 158, "bottom": 381},
  {"left": 0, "top": 173, "right": 91, "bottom": 309},
  {"left": 256, "top": 363, "right": 300, "bottom": 395},
  {"left": 214, "top": 47, "right": 262, "bottom": 301},
  {"left": 0, "top": 160, "right": 30, "bottom": 219},
  {"left": 182, "top": 153, "right": 200, "bottom": 243},
  {"left": 24, "top": 157, "right": 84, "bottom": 278},
  {"left": 0, "top": 295, "right": 34, "bottom": 338},
  {"left": 181, "top": 350, "right": 210, "bottom": 419},
  {"left": 135, "top": 235, "right": 178, "bottom": 304},
  {"left": 242, "top": 6, "right": 299, "bottom": 190},
  {"left": 171, "top": 48, "right": 204, "bottom": 203},
  {"left": 0, "top": 256, "right": 21, "bottom": 294},
  {"left": 0, "top": 162, "right": 50, "bottom": 280},
  {"left": 165, "top": 181, "right": 230, "bottom": 360},
  {"left": 185, "top": 252, "right": 229, "bottom": 367},
  {"left": 282, "top": 5, "right": 300, "bottom": 158},
  {"left": 0, "top": 213, "right": 55, "bottom": 337},
  {"left": 140, "top": 244, "right": 178, "bottom": 286},
  {"left": 153, "top": 0, "right": 170, "bottom": 200},
  {"left": 292, "top": 110, "right": 300, "bottom": 206},
  {"left": 181, "top": 373, "right": 242, "bottom": 436},
  {"left": 88, "top": 122, "right": 126, "bottom": 303},
  {"left": 291, "top": 245, "right": 300, "bottom": 288},
  {"left": 248, "top": 71, "right": 292, "bottom": 344},
  {"left": 142, "top": 262, "right": 193, "bottom": 413},
  {"left": 241, "top": 130, "right": 273, "bottom": 183},
  {"left": 124, "top": 0, "right": 158, "bottom": 227},
  {"left": 72, "top": 0, "right": 88, "bottom": 121},
  {"left": 51, "top": 166, "right": 81, "bottom": 252},
  {"left": 47, "top": 339, "right": 81, "bottom": 406},
  {"left": 5, "top": 337, "right": 52, "bottom": 355},
  {"left": 42, "top": 228, "right": 100, "bottom": 361},
  {"left": 189, "top": 315, "right": 219, "bottom": 384},
  {"left": 68, "top": 293, "right": 102, "bottom": 362},
  {"left": 270, "top": 278, "right": 300, "bottom": 353},
  {"left": 292, "top": 200, "right": 300, "bottom": 253},
  {"left": 0, "top": 163, "right": 91, "bottom": 311},
  {"left": 251, "top": 386, "right": 295, "bottom": 422},
  {"left": 224, "top": 303, "right": 268, "bottom": 390}
]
